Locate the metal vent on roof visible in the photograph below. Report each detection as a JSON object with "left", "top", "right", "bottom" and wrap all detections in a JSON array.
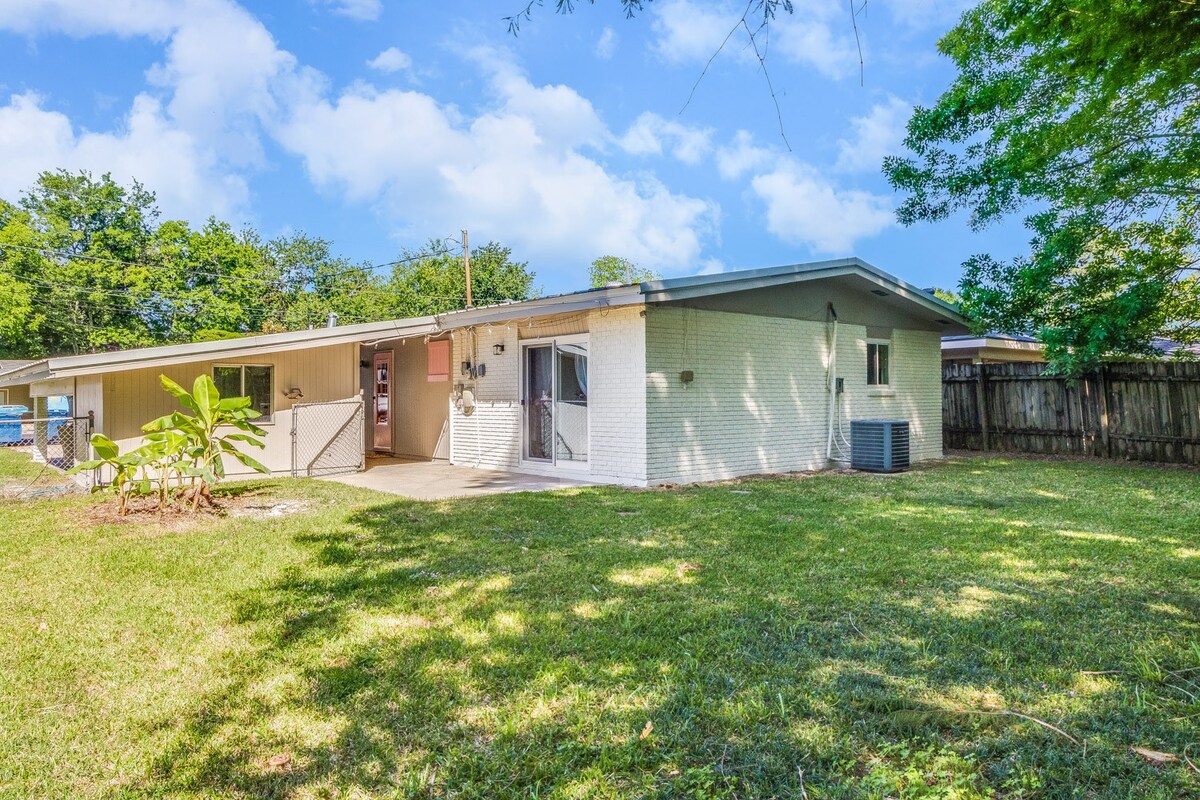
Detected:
[{"left": 850, "top": 419, "right": 910, "bottom": 473}]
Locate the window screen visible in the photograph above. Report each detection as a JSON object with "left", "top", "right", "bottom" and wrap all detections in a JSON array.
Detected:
[
  {"left": 213, "top": 366, "right": 242, "bottom": 399},
  {"left": 867, "top": 342, "right": 890, "bottom": 386},
  {"left": 244, "top": 366, "right": 273, "bottom": 419},
  {"left": 213, "top": 365, "right": 273, "bottom": 421}
]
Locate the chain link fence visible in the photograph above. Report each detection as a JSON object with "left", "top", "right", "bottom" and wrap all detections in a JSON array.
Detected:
[
  {"left": 290, "top": 397, "right": 365, "bottom": 477},
  {"left": 0, "top": 411, "right": 94, "bottom": 476}
]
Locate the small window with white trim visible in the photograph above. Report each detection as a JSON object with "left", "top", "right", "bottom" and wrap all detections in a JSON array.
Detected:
[
  {"left": 867, "top": 340, "right": 890, "bottom": 386},
  {"left": 213, "top": 365, "right": 274, "bottom": 421}
]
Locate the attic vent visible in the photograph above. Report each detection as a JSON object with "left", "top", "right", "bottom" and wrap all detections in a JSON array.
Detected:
[
  {"left": 871, "top": 289, "right": 889, "bottom": 296},
  {"left": 850, "top": 419, "right": 910, "bottom": 473}
]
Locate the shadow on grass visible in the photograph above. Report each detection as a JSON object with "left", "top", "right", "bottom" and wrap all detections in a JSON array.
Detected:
[{"left": 139, "top": 460, "right": 1199, "bottom": 799}]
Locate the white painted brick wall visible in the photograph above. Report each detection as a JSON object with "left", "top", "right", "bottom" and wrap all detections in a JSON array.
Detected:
[
  {"left": 586, "top": 306, "right": 647, "bottom": 484},
  {"left": 645, "top": 307, "right": 943, "bottom": 484},
  {"left": 837, "top": 328, "right": 944, "bottom": 463},
  {"left": 448, "top": 307, "right": 648, "bottom": 484}
]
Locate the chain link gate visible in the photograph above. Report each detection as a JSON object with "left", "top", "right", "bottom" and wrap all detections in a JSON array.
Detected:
[
  {"left": 0, "top": 411, "right": 94, "bottom": 476},
  {"left": 290, "top": 396, "right": 365, "bottom": 477}
]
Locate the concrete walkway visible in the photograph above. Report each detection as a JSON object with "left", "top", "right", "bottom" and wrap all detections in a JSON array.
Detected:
[{"left": 321, "top": 457, "right": 599, "bottom": 500}]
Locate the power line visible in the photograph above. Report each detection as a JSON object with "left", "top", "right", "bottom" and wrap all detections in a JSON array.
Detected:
[{"left": 0, "top": 265, "right": 487, "bottom": 308}]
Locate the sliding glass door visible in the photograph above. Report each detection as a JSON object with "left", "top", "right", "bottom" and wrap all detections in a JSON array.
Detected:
[{"left": 522, "top": 337, "right": 588, "bottom": 468}]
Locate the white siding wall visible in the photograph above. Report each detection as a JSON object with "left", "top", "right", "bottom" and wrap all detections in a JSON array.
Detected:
[
  {"left": 449, "top": 325, "right": 522, "bottom": 471},
  {"left": 99, "top": 343, "right": 360, "bottom": 477},
  {"left": 645, "top": 307, "right": 943, "bottom": 484},
  {"left": 74, "top": 375, "right": 104, "bottom": 441},
  {"left": 448, "top": 307, "right": 648, "bottom": 484}
]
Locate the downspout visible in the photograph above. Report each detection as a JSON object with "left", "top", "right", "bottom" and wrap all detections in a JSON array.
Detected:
[{"left": 825, "top": 302, "right": 838, "bottom": 463}]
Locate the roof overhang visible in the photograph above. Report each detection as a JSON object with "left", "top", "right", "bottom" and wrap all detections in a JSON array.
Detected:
[
  {"left": 941, "top": 336, "right": 1043, "bottom": 353},
  {"left": 0, "top": 259, "right": 963, "bottom": 386},
  {"left": 0, "top": 284, "right": 645, "bottom": 385},
  {"left": 640, "top": 257, "right": 971, "bottom": 332},
  {"left": 0, "top": 360, "right": 51, "bottom": 389}
]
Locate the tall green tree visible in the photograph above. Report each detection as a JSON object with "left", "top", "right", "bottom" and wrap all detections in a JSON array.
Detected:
[
  {"left": 0, "top": 172, "right": 537, "bottom": 357},
  {"left": 384, "top": 240, "right": 537, "bottom": 317},
  {"left": 1, "top": 170, "right": 162, "bottom": 355},
  {"left": 0, "top": 201, "right": 44, "bottom": 356},
  {"left": 260, "top": 233, "right": 391, "bottom": 331},
  {"left": 152, "top": 218, "right": 269, "bottom": 341},
  {"left": 885, "top": 0, "right": 1200, "bottom": 373},
  {"left": 588, "top": 255, "right": 659, "bottom": 287}
]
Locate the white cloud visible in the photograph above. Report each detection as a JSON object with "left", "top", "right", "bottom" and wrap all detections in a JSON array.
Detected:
[
  {"left": 750, "top": 159, "right": 894, "bottom": 253},
  {"left": 0, "top": 2, "right": 721, "bottom": 275},
  {"left": 835, "top": 95, "right": 911, "bottom": 173},
  {"left": 0, "top": 0, "right": 177, "bottom": 37},
  {"left": 770, "top": 1, "right": 861, "bottom": 80},
  {"left": 619, "top": 113, "right": 713, "bottom": 165},
  {"left": 0, "top": 0, "right": 313, "bottom": 214},
  {"left": 650, "top": 0, "right": 861, "bottom": 79},
  {"left": 479, "top": 52, "right": 608, "bottom": 151},
  {"left": 322, "top": 0, "right": 381, "bottom": 21},
  {"left": 595, "top": 26, "right": 617, "bottom": 60},
  {"left": 276, "top": 65, "right": 719, "bottom": 271},
  {"left": 715, "top": 129, "right": 773, "bottom": 180},
  {"left": 367, "top": 46, "right": 412, "bottom": 73},
  {"left": 651, "top": 0, "right": 735, "bottom": 64},
  {"left": 0, "top": 91, "right": 249, "bottom": 219}
]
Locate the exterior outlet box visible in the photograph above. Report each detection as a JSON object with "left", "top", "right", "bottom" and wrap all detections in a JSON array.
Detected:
[
  {"left": 835, "top": 377, "right": 844, "bottom": 394},
  {"left": 680, "top": 370, "right": 695, "bottom": 383}
]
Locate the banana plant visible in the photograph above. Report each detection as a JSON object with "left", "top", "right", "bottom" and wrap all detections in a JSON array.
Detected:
[
  {"left": 144, "top": 374, "right": 268, "bottom": 509},
  {"left": 138, "top": 429, "right": 190, "bottom": 511},
  {"left": 67, "top": 433, "right": 149, "bottom": 516}
]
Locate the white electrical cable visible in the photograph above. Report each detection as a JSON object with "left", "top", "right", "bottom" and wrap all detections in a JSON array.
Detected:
[{"left": 826, "top": 304, "right": 852, "bottom": 464}]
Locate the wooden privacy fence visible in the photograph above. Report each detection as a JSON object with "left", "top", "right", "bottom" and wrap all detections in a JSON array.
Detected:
[{"left": 943, "top": 361, "right": 1200, "bottom": 465}]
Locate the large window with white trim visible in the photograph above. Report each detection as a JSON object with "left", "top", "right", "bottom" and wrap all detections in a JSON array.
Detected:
[{"left": 213, "top": 365, "right": 274, "bottom": 421}]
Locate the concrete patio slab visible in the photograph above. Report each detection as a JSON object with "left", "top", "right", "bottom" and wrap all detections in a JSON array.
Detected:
[{"left": 321, "top": 457, "right": 600, "bottom": 500}]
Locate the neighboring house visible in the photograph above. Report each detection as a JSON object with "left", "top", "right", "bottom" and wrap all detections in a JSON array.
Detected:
[
  {"left": 0, "top": 361, "right": 35, "bottom": 408},
  {"left": 942, "top": 333, "right": 1200, "bottom": 365},
  {"left": 941, "top": 333, "right": 1045, "bottom": 364},
  {"left": 1150, "top": 337, "right": 1200, "bottom": 358},
  {"left": 0, "top": 258, "right": 969, "bottom": 486}
]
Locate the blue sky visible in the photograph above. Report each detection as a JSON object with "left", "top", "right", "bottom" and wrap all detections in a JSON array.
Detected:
[{"left": 0, "top": 0, "right": 1027, "bottom": 295}]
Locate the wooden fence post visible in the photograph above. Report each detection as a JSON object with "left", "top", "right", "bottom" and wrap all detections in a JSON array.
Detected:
[
  {"left": 1096, "top": 364, "right": 1113, "bottom": 459},
  {"left": 976, "top": 363, "right": 990, "bottom": 451}
]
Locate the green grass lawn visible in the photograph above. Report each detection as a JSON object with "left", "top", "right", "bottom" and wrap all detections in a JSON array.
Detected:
[{"left": 0, "top": 450, "right": 1197, "bottom": 799}]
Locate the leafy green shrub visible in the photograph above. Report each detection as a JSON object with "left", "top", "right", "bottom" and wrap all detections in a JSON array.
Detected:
[{"left": 70, "top": 374, "right": 267, "bottom": 513}]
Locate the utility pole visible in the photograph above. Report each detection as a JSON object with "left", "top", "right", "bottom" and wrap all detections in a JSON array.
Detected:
[{"left": 462, "top": 229, "right": 473, "bottom": 308}]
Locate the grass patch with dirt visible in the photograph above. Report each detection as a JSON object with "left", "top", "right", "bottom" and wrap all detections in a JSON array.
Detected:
[{"left": 0, "top": 448, "right": 1197, "bottom": 798}]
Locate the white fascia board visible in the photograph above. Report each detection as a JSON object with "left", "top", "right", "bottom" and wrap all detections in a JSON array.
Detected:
[
  {"left": 433, "top": 287, "right": 644, "bottom": 330},
  {"left": 0, "top": 360, "right": 50, "bottom": 388},
  {"left": 641, "top": 258, "right": 971, "bottom": 327},
  {"left": 34, "top": 287, "right": 643, "bottom": 379},
  {"left": 943, "top": 337, "right": 1042, "bottom": 353},
  {"left": 46, "top": 320, "right": 440, "bottom": 379},
  {"left": 941, "top": 338, "right": 988, "bottom": 350}
]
